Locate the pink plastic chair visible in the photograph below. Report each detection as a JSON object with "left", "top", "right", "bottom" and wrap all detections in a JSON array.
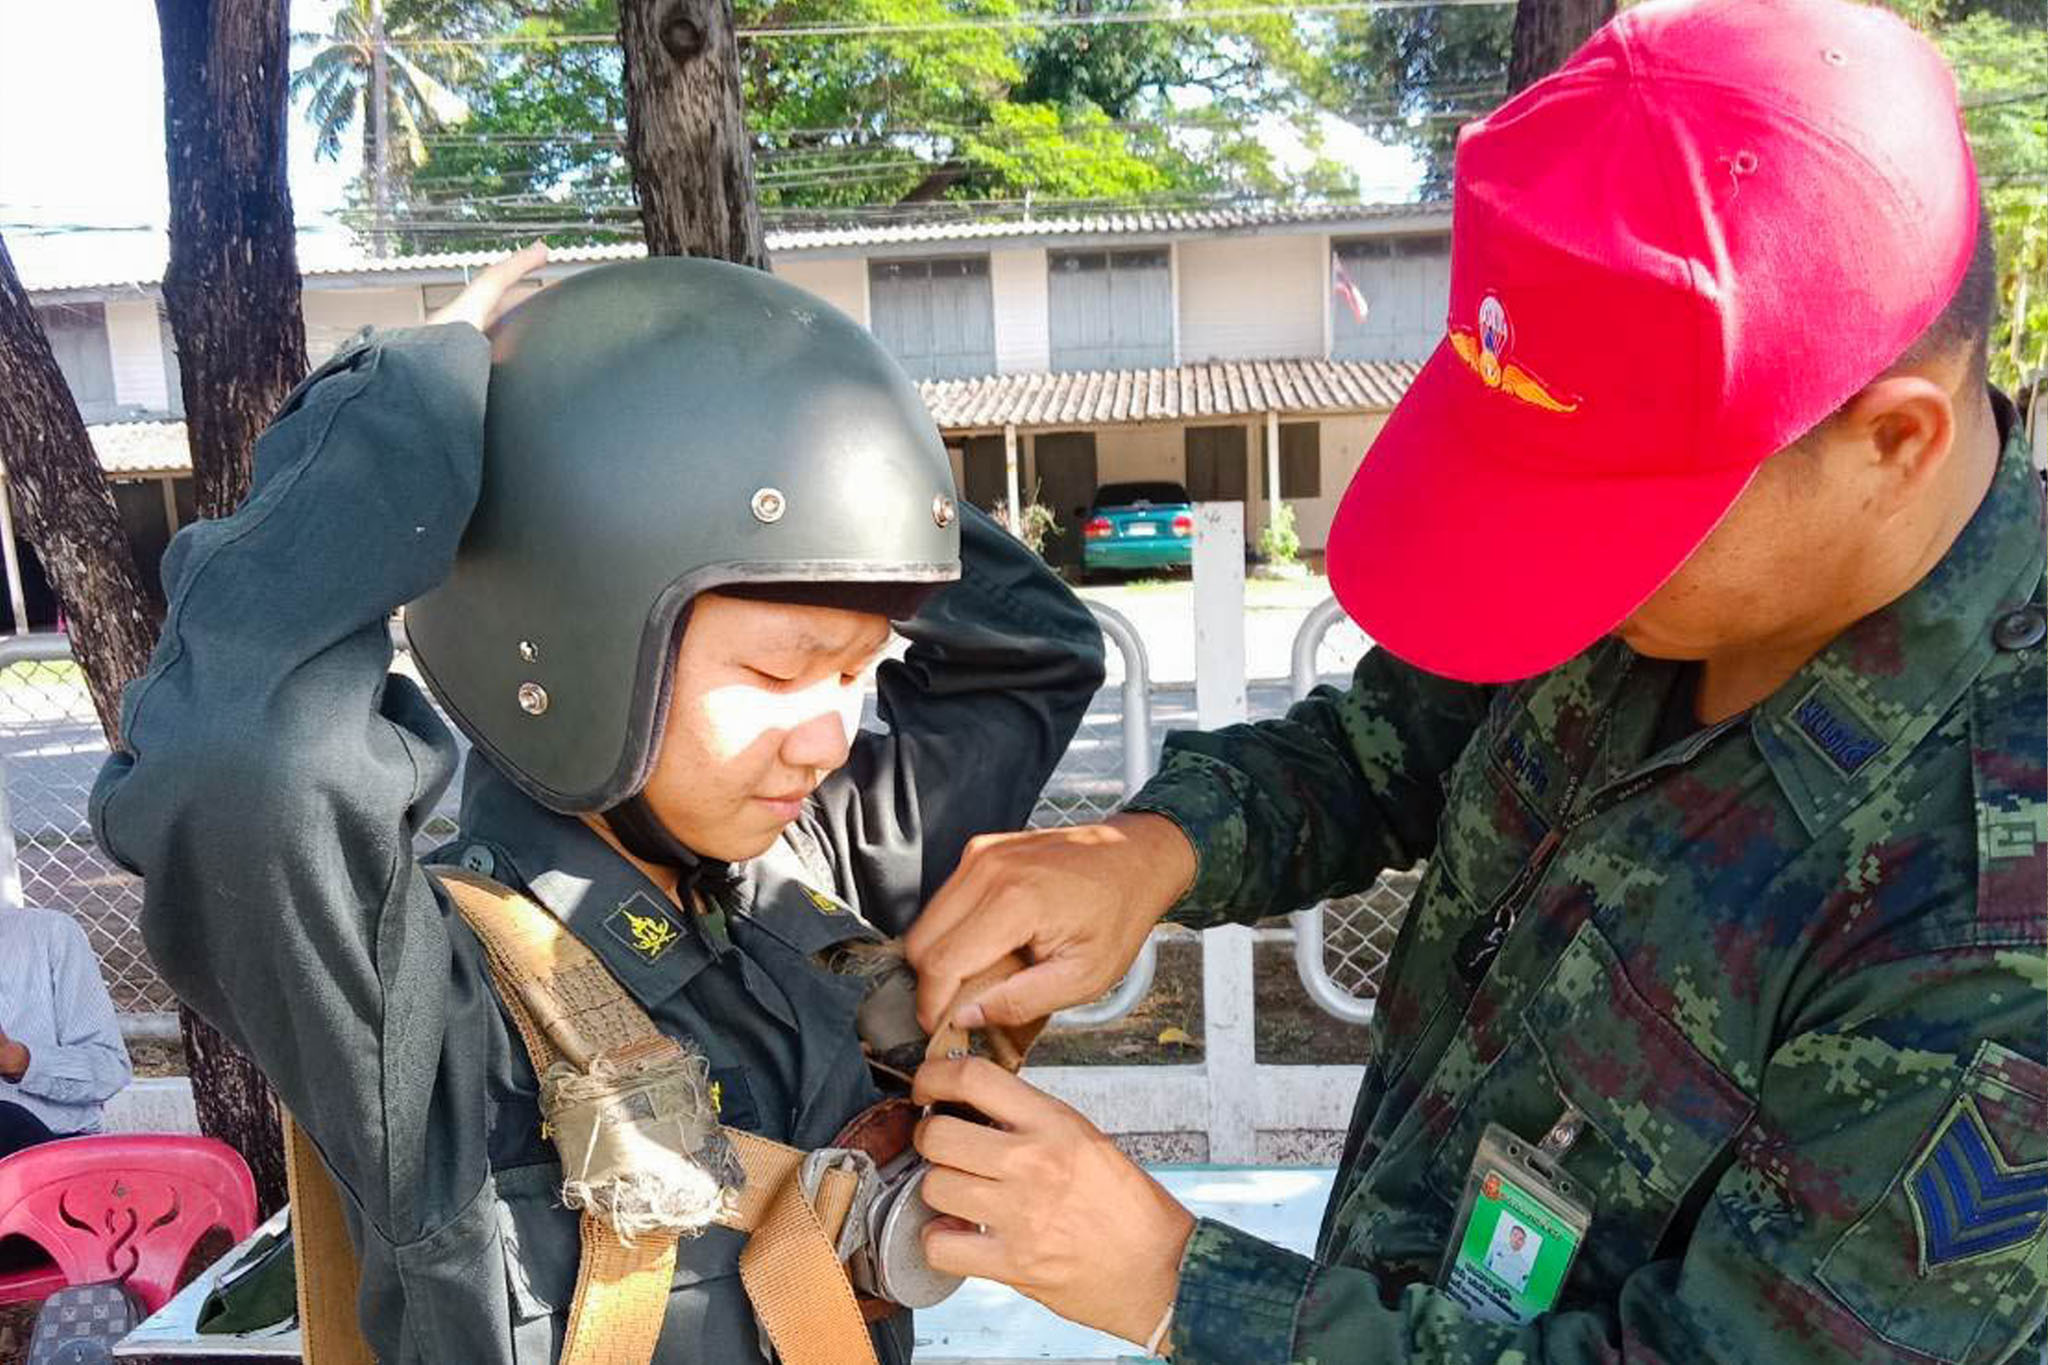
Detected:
[{"left": 0, "top": 1134, "right": 257, "bottom": 1313}]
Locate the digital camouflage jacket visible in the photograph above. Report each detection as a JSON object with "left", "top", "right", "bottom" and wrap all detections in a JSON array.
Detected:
[{"left": 1129, "top": 399, "right": 2047, "bottom": 1363}]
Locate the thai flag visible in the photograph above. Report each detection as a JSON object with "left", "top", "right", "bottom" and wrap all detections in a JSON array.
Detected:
[{"left": 1332, "top": 258, "right": 1370, "bottom": 324}]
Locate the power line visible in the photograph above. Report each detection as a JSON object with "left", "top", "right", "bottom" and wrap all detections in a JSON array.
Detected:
[
  {"left": 1963, "top": 86, "right": 2048, "bottom": 110},
  {"left": 381, "top": 1, "right": 1513, "bottom": 48},
  {"left": 414, "top": 99, "right": 1503, "bottom": 153}
]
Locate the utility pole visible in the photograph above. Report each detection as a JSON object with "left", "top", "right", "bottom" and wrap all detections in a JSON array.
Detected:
[{"left": 370, "top": 0, "right": 391, "bottom": 257}]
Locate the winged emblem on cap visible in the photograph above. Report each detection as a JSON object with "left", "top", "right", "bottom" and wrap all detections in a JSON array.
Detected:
[{"left": 1449, "top": 295, "right": 1580, "bottom": 414}]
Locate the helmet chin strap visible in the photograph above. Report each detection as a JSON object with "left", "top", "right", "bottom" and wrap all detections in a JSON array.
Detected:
[{"left": 601, "top": 794, "right": 735, "bottom": 893}]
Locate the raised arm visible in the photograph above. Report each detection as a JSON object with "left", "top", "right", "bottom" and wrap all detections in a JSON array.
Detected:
[
  {"left": 90, "top": 322, "right": 499, "bottom": 1246},
  {"left": 802, "top": 503, "right": 1107, "bottom": 932}
]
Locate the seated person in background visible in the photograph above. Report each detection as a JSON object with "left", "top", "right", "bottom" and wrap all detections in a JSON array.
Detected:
[{"left": 0, "top": 906, "right": 133, "bottom": 1157}]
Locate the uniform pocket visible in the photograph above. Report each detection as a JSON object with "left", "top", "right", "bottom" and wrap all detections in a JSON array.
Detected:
[
  {"left": 1423, "top": 922, "right": 1754, "bottom": 1296},
  {"left": 1815, "top": 1041, "right": 2048, "bottom": 1365}
]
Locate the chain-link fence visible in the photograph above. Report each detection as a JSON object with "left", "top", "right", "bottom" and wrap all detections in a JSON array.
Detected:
[
  {"left": 0, "top": 637, "right": 161, "bottom": 1017},
  {"left": 1032, "top": 603, "right": 1153, "bottom": 832},
  {"left": 1287, "top": 598, "right": 1421, "bottom": 1025}
]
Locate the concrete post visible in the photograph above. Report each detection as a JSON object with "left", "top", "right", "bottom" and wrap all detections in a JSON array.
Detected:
[
  {"left": 1003, "top": 422, "right": 1022, "bottom": 535},
  {"left": 1265, "top": 410, "right": 1284, "bottom": 547},
  {"left": 1193, "top": 500, "right": 1256, "bottom": 1161},
  {"left": 0, "top": 477, "right": 28, "bottom": 636}
]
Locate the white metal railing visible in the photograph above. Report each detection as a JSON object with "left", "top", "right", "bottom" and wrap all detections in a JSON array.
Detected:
[
  {"left": 1285, "top": 601, "right": 1423, "bottom": 1026},
  {"left": 1050, "top": 604, "right": 1159, "bottom": 1028}
]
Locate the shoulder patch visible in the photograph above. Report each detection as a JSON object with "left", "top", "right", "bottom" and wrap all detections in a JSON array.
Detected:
[
  {"left": 1791, "top": 685, "right": 1885, "bottom": 776},
  {"left": 801, "top": 884, "right": 848, "bottom": 916},
  {"left": 1908, "top": 1098, "right": 2048, "bottom": 1267},
  {"left": 603, "top": 892, "right": 685, "bottom": 964},
  {"left": 1815, "top": 1042, "right": 2048, "bottom": 1362}
]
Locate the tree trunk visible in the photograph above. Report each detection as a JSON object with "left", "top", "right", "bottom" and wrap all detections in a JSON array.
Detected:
[
  {"left": 155, "top": 0, "right": 310, "bottom": 1218},
  {"left": 1507, "top": 0, "right": 1616, "bottom": 93},
  {"left": 157, "top": 0, "right": 310, "bottom": 523},
  {"left": 0, "top": 241, "right": 162, "bottom": 743},
  {"left": 619, "top": 0, "right": 766, "bottom": 267}
]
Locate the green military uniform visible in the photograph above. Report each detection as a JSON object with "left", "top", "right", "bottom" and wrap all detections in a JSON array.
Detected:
[
  {"left": 1127, "top": 397, "right": 2047, "bottom": 1363},
  {"left": 89, "top": 323, "right": 1106, "bottom": 1363}
]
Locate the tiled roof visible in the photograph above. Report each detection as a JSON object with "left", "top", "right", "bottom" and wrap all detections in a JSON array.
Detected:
[
  {"left": 762, "top": 200, "right": 1446, "bottom": 252},
  {"left": 17, "top": 201, "right": 1448, "bottom": 294},
  {"left": 918, "top": 357, "right": 1420, "bottom": 430},
  {"left": 87, "top": 420, "right": 189, "bottom": 476},
  {"left": 82, "top": 355, "right": 1417, "bottom": 477}
]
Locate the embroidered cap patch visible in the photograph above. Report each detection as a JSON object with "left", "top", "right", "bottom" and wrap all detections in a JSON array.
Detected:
[{"left": 1909, "top": 1099, "right": 2048, "bottom": 1267}]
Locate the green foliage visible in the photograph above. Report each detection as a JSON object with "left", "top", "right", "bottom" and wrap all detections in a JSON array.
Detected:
[
  {"left": 1301, "top": 0, "right": 2045, "bottom": 389},
  {"left": 990, "top": 485, "right": 1061, "bottom": 556},
  {"left": 1930, "top": 7, "right": 2048, "bottom": 391},
  {"left": 1299, "top": 5, "right": 1512, "bottom": 199},
  {"left": 333, "top": 0, "right": 1348, "bottom": 251},
  {"left": 293, "top": 0, "right": 482, "bottom": 186},
  {"left": 1257, "top": 502, "right": 1301, "bottom": 566}
]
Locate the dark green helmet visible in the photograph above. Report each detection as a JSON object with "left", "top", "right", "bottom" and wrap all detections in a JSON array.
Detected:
[{"left": 405, "top": 257, "right": 960, "bottom": 813}]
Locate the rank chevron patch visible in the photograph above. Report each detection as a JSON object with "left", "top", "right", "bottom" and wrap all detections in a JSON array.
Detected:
[{"left": 1908, "top": 1099, "right": 2048, "bottom": 1267}]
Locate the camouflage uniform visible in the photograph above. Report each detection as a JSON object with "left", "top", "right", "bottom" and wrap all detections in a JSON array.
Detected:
[{"left": 1126, "top": 398, "right": 2047, "bottom": 1363}]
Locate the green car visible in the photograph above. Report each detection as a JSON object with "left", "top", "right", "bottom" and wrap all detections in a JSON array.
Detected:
[{"left": 1082, "top": 480, "right": 1195, "bottom": 577}]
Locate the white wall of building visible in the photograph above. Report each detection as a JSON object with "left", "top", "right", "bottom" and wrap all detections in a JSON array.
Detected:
[
  {"left": 1286, "top": 413, "right": 1385, "bottom": 552},
  {"left": 1176, "top": 235, "right": 1324, "bottom": 363},
  {"left": 773, "top": 256, "right": 868, "bottom": 327},
  {"left": 104, "top": 300, "right": 169, "bottom": 412},
  {"left": 302, "top": 286, "right": 426, "bottom": 364},
  {"left": 1093, "top": 424, "right": 1185, "bottom": 487},
  {"left": 990, "top": 248, "right": 1050, "bottom": 375}
]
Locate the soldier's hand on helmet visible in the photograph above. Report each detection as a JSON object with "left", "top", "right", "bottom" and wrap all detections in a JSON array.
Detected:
[
  {"left": 913, "top": 1056, "right": 1194, "bottom": 1347},
  {"left": 906, "top": 813, "right": 1195, "bottom": 1037},
  {"left": 426, "top": 241, "right": 549, "bottom": 331}
]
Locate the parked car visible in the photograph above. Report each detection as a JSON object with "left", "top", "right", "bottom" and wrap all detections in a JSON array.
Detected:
[{"left": 1082, "top": 480, "right": 1194, "bottom": 577}]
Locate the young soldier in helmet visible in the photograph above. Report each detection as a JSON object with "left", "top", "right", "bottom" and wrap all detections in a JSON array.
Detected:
[{"left": 91, "top": 248, "right": 1106, "bottom": 1363}]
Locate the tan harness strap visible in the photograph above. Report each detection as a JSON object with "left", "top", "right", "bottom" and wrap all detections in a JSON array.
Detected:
[
  {"left": 282, "top": 1115, "right": 377, "bottom": 1365},
  {"left": 434, "top": 869, "right": 878, "bottom": 1365},
  {"left": 728, "top": 1131, "right": 881, "bottom": 1365},
  {"left": 559, "top": 1215, "right": 682, "bottom": 1365}
]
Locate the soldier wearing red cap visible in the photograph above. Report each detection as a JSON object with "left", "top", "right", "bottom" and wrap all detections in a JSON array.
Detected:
[{"left": 899, "top": 0, "right": 2047, "bottom": 1359}]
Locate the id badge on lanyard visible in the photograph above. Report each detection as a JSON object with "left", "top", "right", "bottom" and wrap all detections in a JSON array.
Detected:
[{"left": 1438, "top": 1112, "right": 1594, "bottom": 1327}]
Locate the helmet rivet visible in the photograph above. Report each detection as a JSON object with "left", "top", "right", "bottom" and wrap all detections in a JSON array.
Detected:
[
  {"left": 518, "top": 640, "right": 540, "bottom": 663},
  {"left": 516, "top": 682, "right": 550, "bottom": 716},
  {"left": 751, "top": 487, "right": 787, "bottom": 524},
  {"left": 932, "top": 493, "right": 957, "bottom": 529}
]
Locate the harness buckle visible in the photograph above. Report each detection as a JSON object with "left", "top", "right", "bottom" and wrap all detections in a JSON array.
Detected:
[{"left": 799, "top": 1146, "right": 881, "bottom": 1264}]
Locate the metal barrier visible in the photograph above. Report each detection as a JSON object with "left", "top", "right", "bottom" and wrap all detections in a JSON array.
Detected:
[
  {"left": 1284, "top": 599, "right": 1420, "bottom": 1026},
  {"left": 1049, "top": 604, "right": 1159, "bottom": 1029}
]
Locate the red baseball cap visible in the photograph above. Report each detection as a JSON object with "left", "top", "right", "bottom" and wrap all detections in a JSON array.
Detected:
[{"left": 1325, "top": 0, "right": 1979, "bottom": 683}]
